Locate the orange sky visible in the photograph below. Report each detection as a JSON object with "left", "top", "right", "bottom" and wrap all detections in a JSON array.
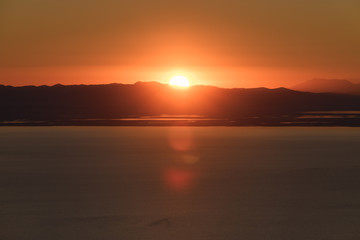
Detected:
[{"left": 1, "top": 0, "right": 360, "bottom": 87}]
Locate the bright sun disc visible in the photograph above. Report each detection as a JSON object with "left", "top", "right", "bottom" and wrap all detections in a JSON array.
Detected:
[{"left": 169, "top": 76, "right": 190, "bottom": 87}]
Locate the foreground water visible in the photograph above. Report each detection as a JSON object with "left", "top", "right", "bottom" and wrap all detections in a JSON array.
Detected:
[{"left": 1, "top": 127, "right": 360, "bottom": 240}]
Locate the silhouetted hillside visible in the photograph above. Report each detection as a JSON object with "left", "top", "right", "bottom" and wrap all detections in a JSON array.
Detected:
[
  {"left": 291, "top": 79, "right": 360, "bottom": 95},
  {"left": 1, "top": 82, "right": 360, "bottom": 125}
]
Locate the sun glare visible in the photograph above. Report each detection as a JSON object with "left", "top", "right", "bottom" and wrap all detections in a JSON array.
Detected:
[{"left": 169, "top": 76, "right": 190, "bottom": 87}]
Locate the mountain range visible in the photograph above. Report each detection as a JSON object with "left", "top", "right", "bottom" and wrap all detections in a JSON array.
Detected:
[{"left": 1, "top": 81, "right": 360, "bottom": 126}]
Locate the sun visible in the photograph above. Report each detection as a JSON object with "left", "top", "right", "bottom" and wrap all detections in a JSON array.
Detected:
[{"left": 169, "top": 76, "right": 190, "bottom": 87}]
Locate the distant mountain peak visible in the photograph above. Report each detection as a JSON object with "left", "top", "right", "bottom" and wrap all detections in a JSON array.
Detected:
[{"left": 291, "top": 79, "right": 360, "bottom": 95}]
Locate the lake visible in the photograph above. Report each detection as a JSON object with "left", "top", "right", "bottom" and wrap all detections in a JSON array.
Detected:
[{"left": 1, "top": 127, "right": 360, "bottom": 240}]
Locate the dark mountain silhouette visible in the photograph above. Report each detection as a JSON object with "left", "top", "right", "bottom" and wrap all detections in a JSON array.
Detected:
[
  {"left": 1, "top": 82, "right": 360, "bottom": 126},
  {"left": 291, "top": 79, "right": 360, "bottom": 95}
]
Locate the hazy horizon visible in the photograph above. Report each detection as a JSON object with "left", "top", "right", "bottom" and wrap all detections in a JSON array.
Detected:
[{"left": 1, "top": 78, "right": 360, "bottom": 89}]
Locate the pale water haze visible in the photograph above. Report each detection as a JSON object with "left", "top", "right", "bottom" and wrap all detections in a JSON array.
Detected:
[{"left": 1, "top": 127, "right": 360, "bottom": 239}]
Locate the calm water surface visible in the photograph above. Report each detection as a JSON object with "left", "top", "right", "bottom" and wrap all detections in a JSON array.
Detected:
[{"left": 1, "top": 127, "right": 360, "bottom": 240}]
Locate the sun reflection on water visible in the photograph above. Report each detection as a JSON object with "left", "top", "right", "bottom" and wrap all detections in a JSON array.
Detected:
[
  {"left": 165, "top": 127, "right": 200, "bottom": 192},
  {"left": 168, "top": 127, "right": 194, "bottom": 152},
  {"left": 165, "top": 168, "right": 194, "bottom": 191}
]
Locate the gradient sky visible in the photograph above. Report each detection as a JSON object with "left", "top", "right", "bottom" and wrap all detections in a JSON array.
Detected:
[{"left": 1, "top": 0, "right": 359, "bottom": 87}]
